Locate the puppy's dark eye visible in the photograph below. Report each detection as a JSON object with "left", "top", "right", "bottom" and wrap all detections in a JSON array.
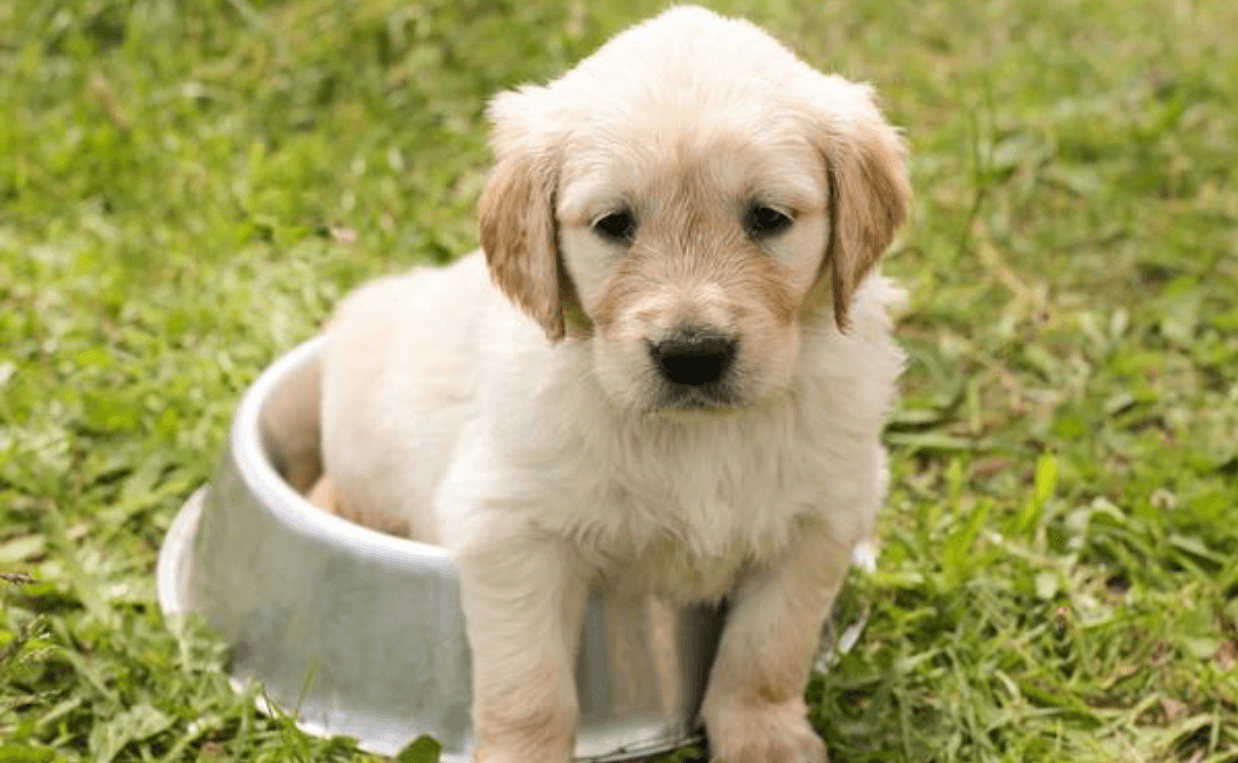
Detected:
[
  {"left": 746, "top": 205, "right": 793, "bottom": 237},
  {"left": 593, "top": 210, "right": 636, "bottom": 243}
]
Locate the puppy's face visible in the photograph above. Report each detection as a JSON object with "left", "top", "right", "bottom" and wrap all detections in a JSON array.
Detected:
[
  {"left": 556, "top": 118, "right": 828, "bottom": 410},
  {"left": 480, "top": 7, "right": 909, "bottom": 413}
]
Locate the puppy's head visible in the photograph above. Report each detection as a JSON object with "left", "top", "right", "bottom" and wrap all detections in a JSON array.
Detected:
[{"left": 481, "top": 6, "right": 909, "bottom": 412}]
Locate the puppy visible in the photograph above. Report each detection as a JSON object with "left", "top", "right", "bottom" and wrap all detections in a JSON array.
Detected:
[{"left": 315, "top": 6, "right": 909, "bottom": 762}]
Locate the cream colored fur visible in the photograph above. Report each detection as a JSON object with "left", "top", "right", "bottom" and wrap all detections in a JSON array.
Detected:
[{"left": 315, "top": 7, "right": 910, "bottom": 762}]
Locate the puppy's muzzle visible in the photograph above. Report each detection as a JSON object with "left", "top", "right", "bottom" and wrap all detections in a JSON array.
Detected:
[{"left": 648, "top": 328, "right": 737, "bottom": 387}]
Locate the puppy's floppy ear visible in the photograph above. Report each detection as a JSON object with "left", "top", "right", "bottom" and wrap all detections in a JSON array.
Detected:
[
  {"left": 479, "top": 88, "right": 566, "bottom": 341},
  {"left": 809, "top": 76, "right": 911, "bottom": 330}
]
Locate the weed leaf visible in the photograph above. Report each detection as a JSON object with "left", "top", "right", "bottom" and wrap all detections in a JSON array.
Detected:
[
  {"left": 1010, "top": 453, "right": 1057, "bottom": 538},
  {"left": 941, "top": 500, "right": 992, "bottom": 586},
  {"left": 0, "top": 745, "right": 56, "bottom": 763},
  {"left": 89, "top": 704, "right": 173, "bottom": 763},
  {"left": 395, "top": 735, "right": 443, "bottom": 763}
]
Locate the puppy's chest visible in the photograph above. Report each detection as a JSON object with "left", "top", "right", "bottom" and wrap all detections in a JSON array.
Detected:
[
  {"left": 582, "top": 438, "right": 821, "bottom": 601},
  {"left": 602, "top": 531, "right": 770, "bottom": 602}
]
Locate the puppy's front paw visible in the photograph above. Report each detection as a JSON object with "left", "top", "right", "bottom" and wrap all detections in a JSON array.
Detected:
[
  {"left": 470, "top": 744, "right": 569, "bottom": 763},
  {"left": 704, "top": 698, "right": 827, "bottom": 763}
]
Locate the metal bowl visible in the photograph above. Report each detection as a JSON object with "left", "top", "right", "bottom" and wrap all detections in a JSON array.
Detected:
[{"left": 156, "top": 336, "right": 724, "bottom": 761}]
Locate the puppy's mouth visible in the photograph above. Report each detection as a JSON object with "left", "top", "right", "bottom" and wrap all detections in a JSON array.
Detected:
[{"left": 653, "top": 381, "right": 743, "bottom": 411}]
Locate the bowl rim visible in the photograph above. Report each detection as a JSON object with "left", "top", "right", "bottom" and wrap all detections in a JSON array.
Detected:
[{"left": 233, "top": 335, "right": 455, "bottom": 573}]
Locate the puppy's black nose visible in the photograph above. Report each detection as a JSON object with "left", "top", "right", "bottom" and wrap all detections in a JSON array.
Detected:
[{"left": 650, "top": 333, "right": 737, "bottom": 386}]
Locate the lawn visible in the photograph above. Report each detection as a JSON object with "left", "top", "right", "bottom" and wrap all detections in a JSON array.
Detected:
[{"left": 1, "top": 0, "right": 1236, "bottom": 761}]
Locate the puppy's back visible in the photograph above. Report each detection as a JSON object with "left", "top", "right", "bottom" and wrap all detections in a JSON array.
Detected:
[{"left": 317, "top": 254, "right": 490, "bottom": 542}]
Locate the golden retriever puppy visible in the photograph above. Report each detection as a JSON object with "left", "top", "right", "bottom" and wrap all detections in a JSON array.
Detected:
[{"left": 315, "top": 6, "right": 909, "bottom": 762}]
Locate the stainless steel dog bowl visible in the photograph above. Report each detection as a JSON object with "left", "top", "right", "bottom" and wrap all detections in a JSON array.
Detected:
[{"left": 156, "top": 336, "right": 724, "bottom": 761}]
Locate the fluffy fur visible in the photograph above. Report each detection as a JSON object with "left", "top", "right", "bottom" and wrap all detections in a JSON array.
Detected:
[{"left": 314, "top": 7, "right": 910, "bottom": 762}]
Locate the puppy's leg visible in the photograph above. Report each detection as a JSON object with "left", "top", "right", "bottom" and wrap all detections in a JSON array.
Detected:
[
  {"left": 700, "top": 526, "right": 851, "bottom": 763},
  {"left": 305, "top": 474, "right": 413, "bottom": 536},
  {"left": 305, "top": 474, "right": 339, "bottom": 512},
  {"left": 456, "top": 528, "right": 590, "bottom": 763}
]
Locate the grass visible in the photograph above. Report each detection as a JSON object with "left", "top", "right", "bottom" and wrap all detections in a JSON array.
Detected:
[{"left": 1, "top": 0, "right": 1236, "bottom": 761}]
